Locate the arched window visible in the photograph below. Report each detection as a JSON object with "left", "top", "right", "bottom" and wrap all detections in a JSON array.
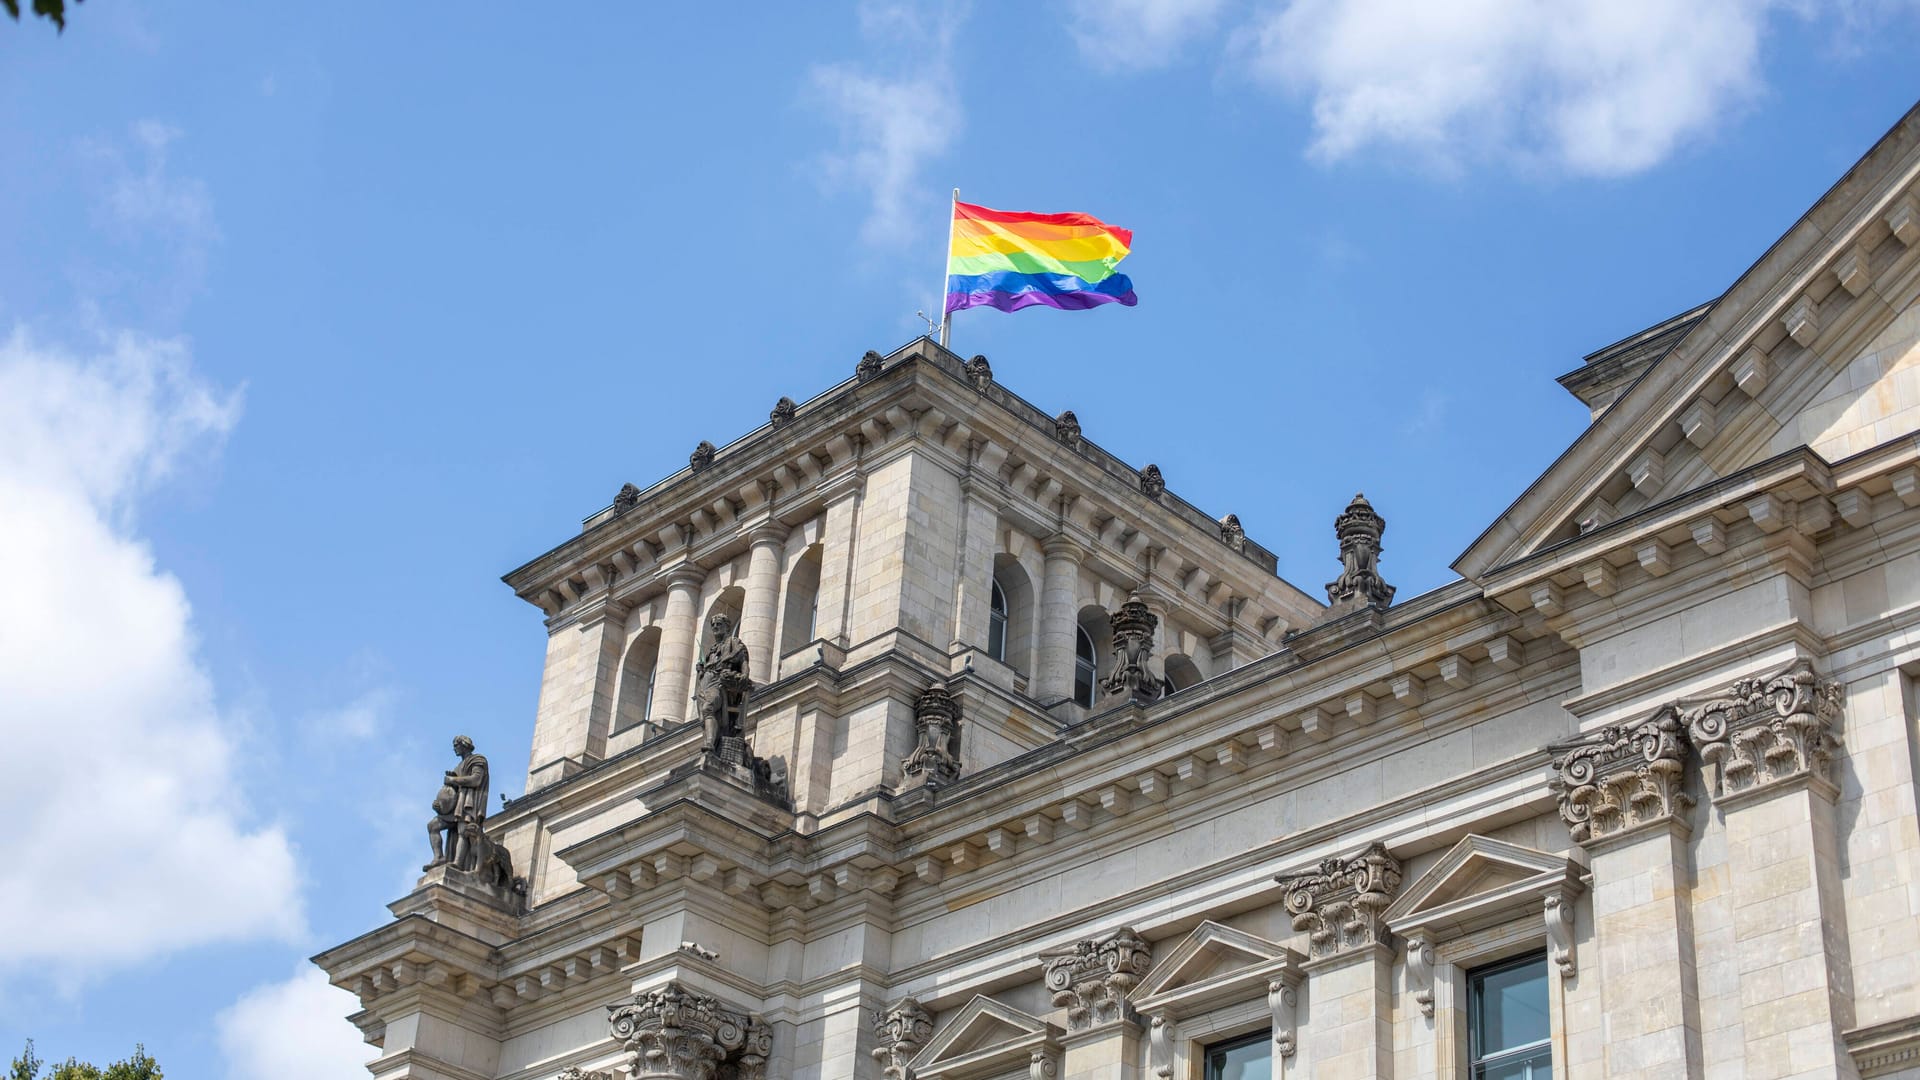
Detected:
[
  {"left": 614, "top": 627, "right": 662, "bottom": 734},
  {"left": 987, "top": 580, "right": 1009, "bottom": 662},
  {"left": 779, "top": 544, "right": 823, "bottom": 658},
  {"left": 1073, "top": 625, "right": 1098, "bottom": 707}
]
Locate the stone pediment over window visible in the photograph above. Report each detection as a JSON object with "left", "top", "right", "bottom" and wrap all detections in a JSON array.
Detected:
[
  {"left": 1383, "top": 836, "right": 1582, "bottom": 940},
  {"left": 909, "top": 995, "right": 1063, "bottom": 1080},
  {"left": 1129, "top": 920, "right": 1303, "bottom": 1021}
]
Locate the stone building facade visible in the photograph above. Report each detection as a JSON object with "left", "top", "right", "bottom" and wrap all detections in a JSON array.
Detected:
[{"left": 317, "top": 107, "right": 1920, "bottom": 1079}]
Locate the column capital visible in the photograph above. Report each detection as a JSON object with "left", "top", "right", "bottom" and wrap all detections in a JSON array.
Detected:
[
  {"left": 745, "top": 520, "right": 790, "bottom": 548},
  {"left": 1041, "top": 534, "right": 1087, "bottom": 562},
  {"left": 663, "top": 563, "right": 708, "bottom": 591},
  {"left": 1549, "top": 708, "right": 1693, "bottom": 851},
  {"left": 1276, "top": 841, "right": 1402, "bottom": 961},
  {"left": 1684, "top": 657, "right": 1842, "bottom": 806},
  {"left": 607, "top": 981, "right": 770, "bottom": 1080},
  {"left": 1040, "top": 926, "right": 1152, "bottom": 1032}
]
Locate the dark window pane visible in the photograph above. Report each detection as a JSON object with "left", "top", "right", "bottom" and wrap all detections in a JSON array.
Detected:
[
  {"left": 1204, "top": 1033, "right": 1272, "bottom": 1080},
  {"left": 1471, "top": 955, "right": 1550, "bottom": 1058}
]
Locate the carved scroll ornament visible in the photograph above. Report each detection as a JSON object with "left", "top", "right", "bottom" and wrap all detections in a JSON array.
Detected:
[
  {"left": 871, "top": 997, "right": 933, "bottom": 1080},
  {"left": 1276, "top": 841, "right": 1403, "bottom": 960},
  {"left": 1684, "top": 659, "right": 1842, "bottom": 799},
  {"left": 607, "top": 982, "right": 770, "bottom": 1080},
  {"left": 1041, "top": 927, "right": 1152, "bottom": 1030},
  {"left": 1548, "top": 709, "right": 1692, "bottom": 846}
]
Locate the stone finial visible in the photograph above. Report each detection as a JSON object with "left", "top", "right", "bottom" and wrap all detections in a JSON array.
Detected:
[
  {"left": 769, "top": 396, "right": 798, "bottom": 427},
  {"left": 614, "top": 483, "right": 641, "bottom": 514},
  {"left": 871, "top": 998, "right": 935, "bottom": 1080},
  {"left": 607, "top": 982, "right": 771, "bottom": 1080},
  {"left": 1101, "top": 595, "right": 1164, "bottom": 705},
  {"left": 1325, "top": 493, "right": 1395, "bottom": 612},
  {"left": 689, "top": 441, "right": 717, "bottom": 471},
  {"left": 904, "top": 685, "right": 963, "bottom": 788},
  {"left": 857, "top": 350, "right": 885, "bottom": 382},
  {"left": 1041, "top": 927, "right": 1152, "bottom": 1031},
  {"left": 964, "top": 353, "right": 993, "bottom": 390},
  {"left": 1053, "top": 410, "right": 1082, "bottom": 446},
  {"left": 1139, "top": 464, "right": 1165, "bottom": 498},
  {"left": 1684, "top": 658, "right": 1842, "bottom": 800},
  {"left": 1219, "top": 513, "right": 1246, "bottom": 553},
  {"left": 1549, "top": 709, "right": 1692, "bottom": 848},
  {"left": 1276, "top": 842, "right": 1402, "bottom": 960}
]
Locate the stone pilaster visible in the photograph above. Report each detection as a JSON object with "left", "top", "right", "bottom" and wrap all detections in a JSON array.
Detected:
[
  {"left": 525, "top": 594, "right": 626, "bottom": 788},
  {"left": 1277, "top": 842, "right": 1401, "bottom": 1080},
  {"left": 1687, "top": 661, "right": 1855, "bottom": 1076},
  {"left": 739, "top": 522, "right": 788, "bottom": 684},
  {"left": 810, "top": 471, "right": 865, "bottom": 649},
  {"left": 649, "top": 566, "right": 706, "bottom": 729},
  {"left": 607, "top": 982, "right": 772, "bottom": 1080},
  {"left": 949, "top": 475, "right": 1002, "bottom": 654},
  {"left": 1552, "top": 716, "right": 1702, "bottom": 1079},
  {"left": 1036, "top": 536, "right": 1086, "bottom": 704}
]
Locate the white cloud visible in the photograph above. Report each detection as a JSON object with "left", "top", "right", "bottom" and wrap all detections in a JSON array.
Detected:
[
  {"left": 808, "top": 1, "right": 967, "bottom": 246},
  {"left": 1233, "top": 0, "right": 1782, "bottom": 175},
  {"left": 1066, "top": 0, "right": 1230, "bottom": 71},
  {"left": 76, "top": 121, "right": 219, "bottom": 319},
  {"left": 217, "top": 967, "right": 373, "bottom": 1080},
  {"left": 0, "top": 327, "right": 304, "bottom": 990},
  {"left": 308, "top": 685, "right": 393, "bottom": 742}
]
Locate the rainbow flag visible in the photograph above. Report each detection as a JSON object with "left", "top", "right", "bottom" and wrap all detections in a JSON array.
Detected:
[{"left": 945, "top": 200, "right": 1138, "bottom": 314}]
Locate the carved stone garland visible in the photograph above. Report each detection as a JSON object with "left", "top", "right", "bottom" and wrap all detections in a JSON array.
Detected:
[
  {"left": 607, "top": 982, "right": 771, "bottom": 1080},
  {"left": 1684, "top": 659, "right": 1842, "bottom": 800},
  {"left": 1041, "top": 927, "right": 1153, "bottom": 1031},
  {"left": 871, "top": 997, "right": 934, "bottom": 1080},
  {"left": 1548, "top": 708, "right": 1692, "bottom": 847},
  {"left": 1276, "top": 841, "right": 1403, "bottom": 960},
  {"left": 903, "top": 685, "right": 964, "bottom": 788},
  {"left": 557, "top": 1068, "right": 615, "bottom": 1080}
]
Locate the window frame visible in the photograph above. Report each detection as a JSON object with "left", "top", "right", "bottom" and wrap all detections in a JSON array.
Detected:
[
  {"left": 1072, "top": 624, "right": 1098, "bottom": 707},
  {"left": 987, "top": 580, "right": 1008, "bottom": 662},
  {"left": 1465, "top": 951, "right": 1553, "bottom": 1079}
]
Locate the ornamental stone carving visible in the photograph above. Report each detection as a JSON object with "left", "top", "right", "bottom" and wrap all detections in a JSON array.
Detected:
[
  {"left": 1053, "top": 410, "right": 1082, "bottom": 446},
  {"left": 1139, "top": 464, "right": 1165, "bottom": 498},
  {"left": 904, "top": 685, "right": 963, "bottom": 788},
  {"left": 871, "top": 997, "right": 934, "bottom": 1080},
  {"left": 614, "top": 483, "right": 641, "bottom": 514},
  {"left": 695, "top": 615, "right": 752, "bottom": 755},
  {"left": 1219, "top": 513, "right": 1246, "bottom": 553},
  {"left": 1042, "top": 927, "right": 1152, "bottom": 1031},
  {"left": 1325, "top": 493, "right": 1395, "bottom": 613},
  {"left": 1684, "top": 658, "right": 1842, "bottom": 800},
  {"left": 1275, "top": 841, "right": 1402, "bottom": 960},
  {"left": 857, "top": 350, "right": 884, "bottom": 381},
  {"left": 607, "top": 982, "right": 771, "bottom": 1080},
  {"left": 557, "top": 1068, "right": 615, "bottom": 1080},
  {"left": 690, "top": 441, "right": 717, "bottom": 471},
  {"left": 1102, "top": 595, "right": 1165, "bottom": 705},
  {"left": 964, "top": 353, "right": 993, "bottom": 390},
  {"left": 1548, "top": 708, "right": 1692, "bottom": 847},
  {"left": 769, "top": 396, "right": 797, "bottom": 427}
]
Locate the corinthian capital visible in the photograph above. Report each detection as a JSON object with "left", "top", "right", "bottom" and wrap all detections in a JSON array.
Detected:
[
  {"left": 607, "top": 982, "right": 770, "bottom": 1080},
  {"left": 1276, "top": 841, "right": 1402, "bottom": 960},
  {"left": 1684, "top": 659, "right": 1843, "bottom": 801},
  {"left": 1041, "top": 927, "right": 1152, "bottom": 1031},
  {"left": 871, "top": 997, "right": 934, "bottom": 1080},
  {"left": 1549, "top": 708, "right": 1693, "bottom": 849}
]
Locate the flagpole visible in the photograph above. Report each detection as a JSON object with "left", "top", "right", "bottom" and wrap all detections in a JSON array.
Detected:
[{"left": 938, "top": 187, "right": 957, "bottom": 348}]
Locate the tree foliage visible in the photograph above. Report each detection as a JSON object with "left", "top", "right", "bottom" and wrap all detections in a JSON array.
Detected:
[
  {"left": 10, "top": 1043, "right": 161, "bottom": 1080},
  {"left": 3, "top": 0, "right": 79, "bottom": 31}
]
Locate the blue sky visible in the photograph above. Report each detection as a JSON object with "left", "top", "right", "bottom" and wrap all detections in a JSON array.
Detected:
[{"left": 1, "top": 3, "right": 1916, "bottom": 1076}]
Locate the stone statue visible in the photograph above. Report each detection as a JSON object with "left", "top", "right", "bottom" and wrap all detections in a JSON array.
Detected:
[
  {"left": 1325, "top": 493, "right": 1396, "bottom": 613},
  {"left": 426, "top": 735, "right": 491, "bottom": 873},
  {"left": 694, "top": 614, "right": 753, "bottom": 753}
]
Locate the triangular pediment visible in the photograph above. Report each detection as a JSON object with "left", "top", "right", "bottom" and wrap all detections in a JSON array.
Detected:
[
  {"left": 1458, "top": 102, "right": 1920, "bottom": 580},
  {"left": 1383, "top": 835, "right": 1580, "bottom": 938},
  {"left": 1130, "top": 920, "right": 1302, "bottom": 1019},
  {"left": 911, "top": 995, "right": 1060, "bottom": 1079}
]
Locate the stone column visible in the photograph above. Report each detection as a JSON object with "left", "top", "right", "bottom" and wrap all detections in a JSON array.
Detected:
[
  {"left": 1035, "top": 536, "right": 1086, "bottom": 704},
  {"left": 949, "top": 477, "right": 1002, "bottom": 654},
  {"left": 1686, "top": 661, "right": 1855, "bottom": 1076},
  {"left": 810, "top": 472, "right": 865, "bottom": 649},
  {"left": 608, "top": 982, "right": 771, "bottom": 1080},
  {"left": 650, "top": 566, "right": 706, "bottom": 729},
  {"left": 1277, "top": 842, "right": 1402, "bottom": 1080},
  {"left": 1043, "top": 927, "right": 1151, "bottom": 1080},
  {"left": 739, "top": 522, "right": 788, "bottom": 684},
  {"left": 1551, "top": 713, "right": 1703, "bottom": 1080}
]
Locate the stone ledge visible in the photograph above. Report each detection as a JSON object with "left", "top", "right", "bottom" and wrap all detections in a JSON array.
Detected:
[{"left": 1847, "top": 1013, "right": 1920, "bottom": 1077}]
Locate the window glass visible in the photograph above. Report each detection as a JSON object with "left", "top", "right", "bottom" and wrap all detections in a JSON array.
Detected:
[
  {"left": 1073, "top": 625, "right": 1097, "bottom": 706},
  {"left": 1470, "top": 953, "right": 1552, "bottom": 1080},
  {"left": 987, "top": 581, "right": 1008, "bottom": 661},
  {"left": 1204, "top": 1031, "right": 1272, "bottom": 1080}
]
